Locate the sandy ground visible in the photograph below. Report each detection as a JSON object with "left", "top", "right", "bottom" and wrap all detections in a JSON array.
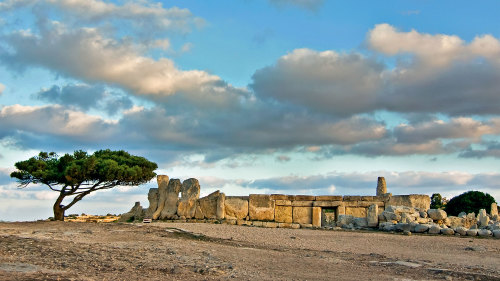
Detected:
[{"left": 0, "top": 221, "right": 499, "bottom": 281}]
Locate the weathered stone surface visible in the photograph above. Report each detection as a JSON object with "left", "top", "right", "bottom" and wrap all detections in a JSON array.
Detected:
[
  {"left": 367, "top": 204, "right": 378, "bottom": 227},
  {"left": 395, "top": 223, "right": 411, "bottom": 232},
  {"left": 493, "top": 230, "right": 500, "bottom": 238},
  {"left": 224, "top": 197, "right": 249, "bottom": 220},
  {"left": 158, "top": 179, "right": 182, "bottom": 219},
  {"left": 275, "top": 205, "right": 293, "bottom": 223},
  {"left": 176, "top": 178, "right": 200, "bottom": 219},
  {"left": 275, "top": 200, "right": 292, "bottom": 206},
  {"left": 428, "top": 209, "right": 447, "bottom": 220},
  {"left": 293, "top": 206, "right": 312, "bottom": 224},
  {"left": 313, "top": 201, "right": 343, "bottom": 207},
  {"left": 428, "top": 225, "right": 441, "bottom": 234},
  {"left": 263, "top": 221, "right": 277, "bottom": 228},
  {"left": 466, "top": 229, "right": 478, "bottom": 236},
  {"left": 278, "top": 223, "right": 293, "bottom": 228},
  {"left": 197, "top": 191, "right": 220, "bottom": 219},
  {"left": 249, "top": 194, "right": 275, "bottom": 221},
  {"left": 478, "top": 229, "right": 492, "bottom": 237},
  {"left": 312, "top": 207, "right": 321, "bottom": 227},
  {"left": 441, "top": 228, "right": 454, "bottom": 235},
  {"left": 144, "top": 188, "right": 159, "bottom": 218},
  {"left": 353, "top": 217, "right": 368, "bottom": 228},
  {"left": 337, "top": 215, "right": 354, "bottom": 227},
  {"left": 379, "top": 222, "right": 396, "bottom": 232},
  {"left": 345, "top": 207, "right": 366, "bottom": 218},
  {"left": 152, "top": 175, "right": 169, "bottom": 220},
  {"left": 118, "top": 202, "right": 144, "bottom": 222},
  {"left": 414, "top": 224, "right": 430, "bottom": 233},
  {"left": 419, "top": 211, "right": 428, "bottom": 218},
  {"left": 376, "top": 177, "right": 387, "bottom": 196},
  {"left": 455, "top": 227, "right": 467, "bottom": 236},
  {"left": 492, "top": 203, "right": 499, "bottom": 217},
  {"left": 343, "top": 196, "right": 362, "bottom": 201},
  {"left": 478, "top": 209, "right": 490, "bottom": 227},
  {"left": 294, "top": 195, "right": 315, "bottom": 201},
  {"left": 291, "top": 201, "right": 314, "bottom": 207},
  {"left": 314, "top": 196, "right": 343, "bottom": 201},
  {"left": 382, "top": 211, "right": 401, "bottom": 222},
  {"left": 270, "top": 194, "right": 288, "bottom": 200},
  {"left": 447, "top": 216, "right": 464, "bottom": 228},
  {"left": 252, "top": 221, "right": 263, "bottom": 227},
  {"left": 387, "top": 195, "right": 430, "bottom": 210},
  {"left": 194, "top": 203, "right": 204, "bottom": 220},
  {"left": 217, "top": 193, "right": 225, "bottom": 219}
]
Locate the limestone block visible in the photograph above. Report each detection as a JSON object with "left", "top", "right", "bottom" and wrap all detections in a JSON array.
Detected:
[
  {"left": 275, "top": 200, "right": 292, "bottom": 206},
  {"left": 455, "top": 227, "right": 467, "bottom": 236},
  {"left": 293, "top": 206, "right": 312, "bottom": 224},
  {"left": 346, "top": 207, "right": 366, "bottom": 218},
  {"left": 491, "top": 203, "right": 499, "bottom": 217},
  {"left": 263, "top": 221, "right": 277, "bottom": 228},
  {"left": 395, "top": 223, "right": 411, "bottom": 232},
  {"left": 478, "top": 209, "right": 490, "bottom": 227},
  {"left": 313, "top": 201, "right": 343, "bottom": 207},
  {"left": 314, "top": 196, "right": 343, "bottom": 201},
  {"left": 428, "top": 225, "right": 441, "bottom": 234},
  {"left": 275, "top": 205, "right": 293, "bottom": 223},
  {"left": 387, "top": 195, "right": 430, "bottom": 210},
  {"left": 198, "top": 191, "right": 220, "bottom": 219},
  {"left": 300, "top": 224, "right": 313, "bottom": 228},
  {"left": 419, "top": 211, "right": 428, "bottom": 218},
  {"left": 353, "top": 218, "right": 368, "bottom": 228},
  {"left": 194, "top": 203, "right": 204, "bottom": 220},
  {"left": 343, "top": 196, "right": 362, "bottom": 201},
  {"left": 337, "top": 214, "right": 354, "bottom": 227},
  {"left": 377, "top": 177, "right": 387, "bottom": 196},
  {"left": 278, "top": 223, "right": 293, "bottom": 228},
  {"left": 312, "top": 207, "right": 321, "bottom": 227},
  {"left": 291, "top": 201, "right": 314, "bottom": 207},
  {"left": 291, "top": 223, "right": 301, "bottom": 229},
  {"left": 176, "top": 178, "right": 200, "bottom": 219},
  {"left": 336, "top": 206, "right": 346, "bottom": 217},
  {"left": 159, "top": 179, "right": 182, "bottom": 219},
  {"left": 478, "top": 229, "right": 492, "bottom": 237},
  {"left": 441, "top": 228, "right": 454, "bottom": 235},
  {"left": 224, "top": 197, "right": 249, "bottom": 220},
  {"left": 294, "top": 195, "right": 315, "bottom": 201},
  {"left": 249, "top": 194, "right": 275, "bottom": 221},
  {"left": 152, "top": 175, "right": 169, "bottom": 220},
  {"left": 367, "top": 204, "right": 378, "bottom": 227},
  {"left": 379, "top": 222, "right": 396, "bottom": 232},
  {"left": 144, "top": 188, "right": 159, "bottom": 218},
  {"left": 414, "top": 224, "right": 430, "bottom": 233},
  {"left": 427, "top": 209, "right": 447, "bottom": 221},
  {"left": 270, "top": 194, "right": 288, "bottom": 200},
  {"left": 466, "top": 229, "right": 478, "bottom": 236},
  {"left": 252, "top": 221, "right": 263, "bottom": 227}
]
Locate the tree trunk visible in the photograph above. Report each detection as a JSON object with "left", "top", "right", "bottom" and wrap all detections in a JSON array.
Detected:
[{"left": 53, "top": 192, "right": 66, "bottom": 221}]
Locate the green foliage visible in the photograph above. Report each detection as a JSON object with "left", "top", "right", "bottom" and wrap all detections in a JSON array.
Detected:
[
  {"left": 444, "top": 191, "right": 496, "bottom": 216},
  {"left": 430, "top": 193, "right": 444, "bottom": 209},
  {"left": 11, "top": 149, "right": 158, "bottom": 189}
]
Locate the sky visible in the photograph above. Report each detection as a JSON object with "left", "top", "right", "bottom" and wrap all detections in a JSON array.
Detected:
[{"left": 1, "top": 0, "right": 500, "bottom": 221}]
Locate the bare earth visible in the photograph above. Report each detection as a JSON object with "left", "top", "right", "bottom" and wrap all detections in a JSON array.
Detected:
[{"left": 0, "top": 222, "right": 499, "bottom": 281}]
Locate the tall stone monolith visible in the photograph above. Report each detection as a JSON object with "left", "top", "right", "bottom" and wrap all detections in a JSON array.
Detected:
[
  {"left": 367, "top": 204, "right": 379, "bottom": 227},
  {"left": 160, "top": 179, "right": 182, "bottom": 219},
  {"left": 491, "top": 203, "right": 498, "bottom": 217},
  {"left": 144, "top": 188, "right": 159, "bottom": 218},
  {"left": 177, "top": 178, "right": 200, "bottom": 218},
  {"left": 376, "top": 177, "right": 387, "bottom": 196},
  {"left": 152, "top": 175, "right": 169, "bottom": 220}
]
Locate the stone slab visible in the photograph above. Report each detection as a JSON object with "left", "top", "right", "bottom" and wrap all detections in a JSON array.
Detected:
[
  {"left": 275, "top": 200, "right": 292, "bottom": 206},
  {"left": 270, "top": 194, "right": 288, "bottom": 200},
  {"left": 345, "top": 207, "right": 367, "bottom": 218},
  {"left": 293, "top": 206, "right": 312, "bottom": 224},
  {"left": 314, "top": 196, "right": 343, "bottom": 201},
  {"left": 249, "top": 194, "right": 275, "bottom": 221},
  {"left": 291, "top": 201, "right": 314, "bottom": 207},
  {"left": 225, "top": 197, "right": 249, "bottom": 220},
  {"left": 275, "top": 205, "right": 293, "bottom": 223},
  {"left": 313, "top": 201, "right": 343, "bottom": 207},
  {"left": 312, "top": 207, "right": 321, "bottom": 227},
  {"left": 292, "top": 195, "right": 316, "bottom": 201}
]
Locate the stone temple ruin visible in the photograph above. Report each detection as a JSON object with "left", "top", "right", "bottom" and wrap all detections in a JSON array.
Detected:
[{"left": 119, "top": 175, "right": 500, "bottom": 238}]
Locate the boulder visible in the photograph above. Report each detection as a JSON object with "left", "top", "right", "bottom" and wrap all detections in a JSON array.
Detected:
[
  {"left": 477, "top": 229, "right": 492, "bottom": 237},
  {"left": 118, "top": 202, "right": 144, "bottom": 222},
  {"left": 366, "top": 204, "right": 378, "bottom": 227},
  {"left": 455, "top": 227, "right": 467, "bottom": 236},
  {"left": 160, "top": 179, "right": 182, "bottom": 219},
  {"left": 249, "top": 194, "right": 275, "bottom": 221},
  {"left": 382, "top": 211, "right": 401, "bottom": 222},
  {"left": 428, "top": 225, "right": 441, "bottom": 234},
  {"left": 353, "top": 217, "right": 368, "bottom": 228},
  {"left": 427, "top": 209, "right": 447, "bottom": 220},
  {"left": 337, "top": 215, "right": 354, "bottom": 227},
  {"left": 395, "top": 223, "right": 411, "bottom": 232},
  {"left": 152, "top": 175, "right": 169, "bottom": 220},
  {"left": 379, "top": 222, "right": 396, "bottom": 232},
  {"left": 441, "top": 228, "right": 454, "bottom": 235},
  {"left": 414, "top": 224, "right": 430, "bottom": 233},
  {"left": 466, "top": 229, "right": 478, "bottom": 236},
  {"left": 478, "top": 209, "right": 490, "bottom": 227},
  {"left": 144, "top": 188, "right": 159, "bottom": 218},
  {"left": 225, "top": 197, "right": 249, "bottom": 220},
  {"left": 176, "top": 178, "right": 201, "bottom": 219},
  {"left": 493, "top": 230, "right": 500, "bottom": 238},
  {"left": 197, "top": 191, "right": 221, "bottom": 219},
  {"left": 458, "top": 212, "right": 467, "bottom": 218},
  {"left": 419, "top": 211, "right": 428, "bottom": 218}
]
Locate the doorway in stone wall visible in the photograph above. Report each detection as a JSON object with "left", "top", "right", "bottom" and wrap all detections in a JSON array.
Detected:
[{"left": 321, "top": 207, "right": 336, "bottom": 227}]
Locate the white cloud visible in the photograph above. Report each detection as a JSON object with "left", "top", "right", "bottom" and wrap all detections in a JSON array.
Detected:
[{"left": 0, "top": 83, "right": 4, "bottom": 95}]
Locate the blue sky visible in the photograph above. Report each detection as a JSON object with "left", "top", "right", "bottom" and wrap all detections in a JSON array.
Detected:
[{"left": 1, "top": 0, "right": 500, "bottom": 221}]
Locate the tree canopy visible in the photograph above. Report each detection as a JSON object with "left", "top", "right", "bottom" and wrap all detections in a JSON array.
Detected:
[
  {"left": 11, "top": 149, "right": 157, "bottom": 221},
  {"left": 444, "top": 190, "right": 496, "bottom": 216}
]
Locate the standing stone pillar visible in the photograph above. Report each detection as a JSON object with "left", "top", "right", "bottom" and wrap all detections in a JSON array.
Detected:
[
  {"left": 152, "top": 175, "right": 169, "bottom": 220},
  {"left": 376, "top": 177, "right": 387, "bottom": 196},
  {"left": 367, "top": 204, "right": 378, "bottom": 227},
  {"left": 312, "top": 207, "right": 322, "bottom": 228},
  {"left": 491, "top": 203, "right": 498, "bottom": 217},
  {"left": 144, "top": 188, "right": 159, "bottom": 218}
]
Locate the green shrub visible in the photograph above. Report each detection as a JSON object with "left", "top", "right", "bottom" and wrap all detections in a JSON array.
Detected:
[
  {"left": 430, "top": 193, "right": 444, "bottom": 209},
  {"left": 444, "top": 191, "right": 496, "bottom": 216}
]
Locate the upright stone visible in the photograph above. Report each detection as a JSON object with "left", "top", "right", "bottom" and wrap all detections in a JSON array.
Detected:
[
  {"left": 249, "top": 194, "right": 275, "bottom": 221},
  {"left": 312, "top": 207, "right": 321, "bottom": 227},
  {"left": 152, "top": 175, "right": 169, "bottom": 220},
  {"left": 176, "top": 178, "right": 200, "bottom": 219},
  {"left": 197, "top": 190, "right": 220, "bottom": 219},
  {"left": 217, "top": 193, "right": 225, "bottom": 220},
  {"left": 160, "top": 179, "right": 182, "bottom": 219},
  {"left": 144, "top": 188, "right": 159, "bottom": 218},
  {"left": 376, "top": 177, "right": 387, "bottom": 196},
  {"left": 224, "top": 197, "right": 249, "bottom": 219},
  {"left": 491, "top": 203, "right": 499, "bottom": 217},
  {"left": 367, "top": 204, "right": 379, "bottom": 227},
  {"left": 478, "top": 209, "right": 490, "bottom": 227}
]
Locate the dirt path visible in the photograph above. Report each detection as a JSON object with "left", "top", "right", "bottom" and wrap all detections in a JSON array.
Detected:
[{"left": 0, "top": 221, "right": 499, "bottom": 280}]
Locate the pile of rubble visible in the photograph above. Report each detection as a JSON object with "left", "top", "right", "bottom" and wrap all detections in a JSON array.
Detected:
[{"left": 338, "top": 203, "right": 500, "bottom": 238}]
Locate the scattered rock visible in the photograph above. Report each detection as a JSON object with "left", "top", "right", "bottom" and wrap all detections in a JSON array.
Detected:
[
  {"left": 427, "top": 209, "right": 447, "bottom": 220},
  {"left": 414, "top": 224, "right": 430, "bottom": 233},
  {"left": 477, "top": 229, "right": 492, "bottom": 237},
  {"left": 428, "top": 225, "right": 441, "bottom": 234},
  {"left": 440, "top": 228, "right": 454, "bottom": 235},
  {"left": 466, "top": 229, "right": 478, "bottom": 236},
  {"left": 455, "top": 227, "right": 467, "bottom": 236},
  {"left": 478, "top": 209, "right": 490, "bottom": 227}
]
